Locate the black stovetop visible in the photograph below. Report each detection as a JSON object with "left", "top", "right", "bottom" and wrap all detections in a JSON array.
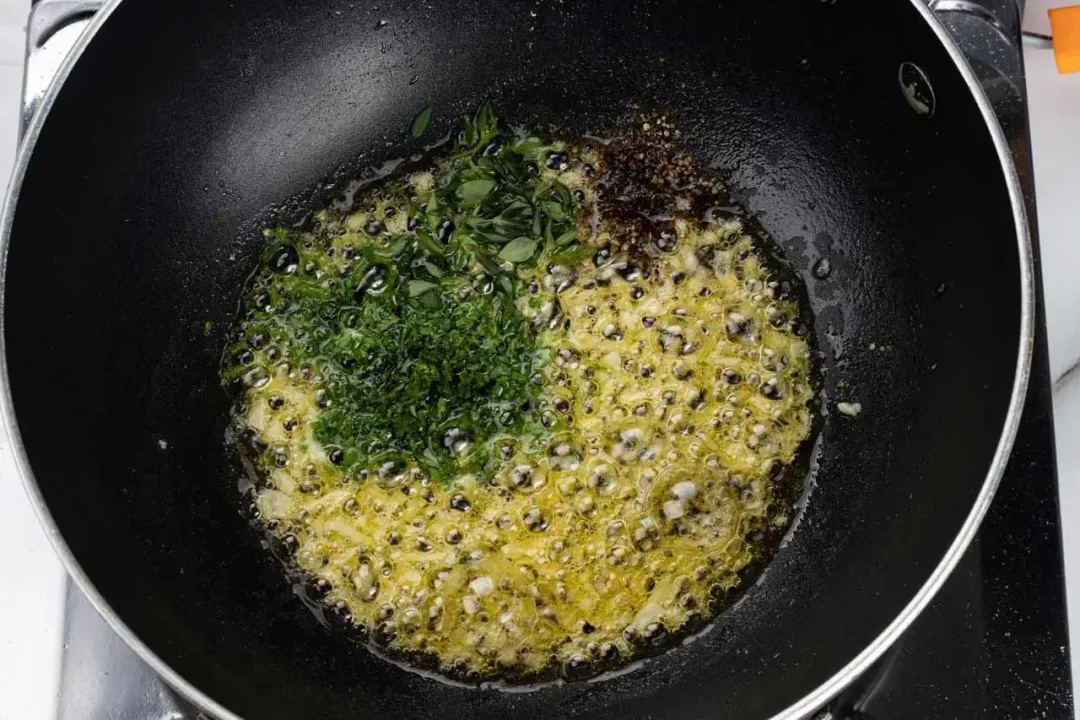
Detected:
[{"left": 47, "top": 1, "right": 1073, "bottom": 718}]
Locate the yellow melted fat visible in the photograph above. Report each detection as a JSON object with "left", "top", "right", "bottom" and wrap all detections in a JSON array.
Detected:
[{"left": 244, "top": 159, "right": 815, "bottom": 682}]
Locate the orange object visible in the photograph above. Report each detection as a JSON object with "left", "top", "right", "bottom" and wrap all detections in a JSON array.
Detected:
[{"left": 1049, "top": 5, "right": 1080, "bottom": 74}]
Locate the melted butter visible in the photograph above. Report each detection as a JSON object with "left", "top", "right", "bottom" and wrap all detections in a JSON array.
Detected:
[{"left": 237, "top": 136, "right": 815, "bottom": 684}]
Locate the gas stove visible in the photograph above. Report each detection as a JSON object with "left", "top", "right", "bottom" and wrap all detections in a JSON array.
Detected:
[{"left": 23, "top": 1, "right": 1072, "bottom": 718}]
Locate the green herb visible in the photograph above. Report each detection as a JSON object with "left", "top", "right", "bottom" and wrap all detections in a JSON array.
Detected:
[
  {"left": 456, "top": 178, "right": 496, "bottom": 203},
  {"left": 226, "top": 242, "right": 548, "bottom": 483},
  {"left": 546, "top": 243, "right": 596, "bottom": 266},
  {"left": 411, "top": 105, "right": 433, "bottom": 138},
  {"left": 203, "top": 320, "right": 214, "bottom": 335},
  {"left": 311, "top": 288, "right": 545, "bottom": 483},
  {"left": 407, "top": 279, "right": 438, "bottom": 297},
  {"left": 339, "top": 102, "right": 583, "bottom": 300},
  {"left": 224, "top": 103, "right": 596, "bottom": 485},
  {"left": 498, "top": 236, "right": 538, "bottom": 263}
]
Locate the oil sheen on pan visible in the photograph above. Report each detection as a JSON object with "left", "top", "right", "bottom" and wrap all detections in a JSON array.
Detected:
[{"left": 220, "top": 105, "right": 819, "bottom": 685}]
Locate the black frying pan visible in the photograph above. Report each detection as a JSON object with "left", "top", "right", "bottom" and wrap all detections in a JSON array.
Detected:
[{"left": 0, "top": 0, "right": 1032, "bottom": 718}]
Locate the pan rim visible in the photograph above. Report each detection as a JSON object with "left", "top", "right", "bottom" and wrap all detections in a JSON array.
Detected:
[{"left": 0, "top": 1, "right": 1035, "bottom": 718}]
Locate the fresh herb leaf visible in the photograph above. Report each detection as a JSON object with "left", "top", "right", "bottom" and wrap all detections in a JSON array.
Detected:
[
  {"left": 498, "top": 237, "right": 539, "bottom": 262},
  {"left": 407, "top": 279, "right": 438, "bottom": 297},
  {"left": 375, "top": 235, "right": 411, "bottom": 259},
  {"left": 475, "top": 230, "right": 511, "bottom": 246},
  {"left": 547, "top": 243, "right": 597, "bottom": 266},
  {"left": 508, "top": 137, "right": 547, "bottom": 155},
  {"left": 475, "top": 102, "right": 498, "bottom": 139},
  {"left": 411, "top": 105, "right": 433, "bottom": 138},
  {"left": 541, "top": 201, "right": 568, "bottom": 222},
  {"left": 416, "top": 228, "right": 445, "bottom": 257},
  {"left": 456, "top": 179, "right": 496, "bottom": 204},
  {"left": 453, "top": 102, "right": 501, "bottom": 156},
  {"left": 474, "top": 253, "right": 503, "bottom": 278}
]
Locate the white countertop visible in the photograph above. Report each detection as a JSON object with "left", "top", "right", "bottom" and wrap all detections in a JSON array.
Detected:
[
  {"left": 0, "top": 2, "right": 66, "bottom": 718},
  {"left": 0, "top": 2, "right": 1077, "bottom": 718}
]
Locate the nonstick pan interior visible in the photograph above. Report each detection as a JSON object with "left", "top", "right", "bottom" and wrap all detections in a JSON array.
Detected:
[{"left": 3, "top": 0, "right": 1024, "bottom": 718}]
